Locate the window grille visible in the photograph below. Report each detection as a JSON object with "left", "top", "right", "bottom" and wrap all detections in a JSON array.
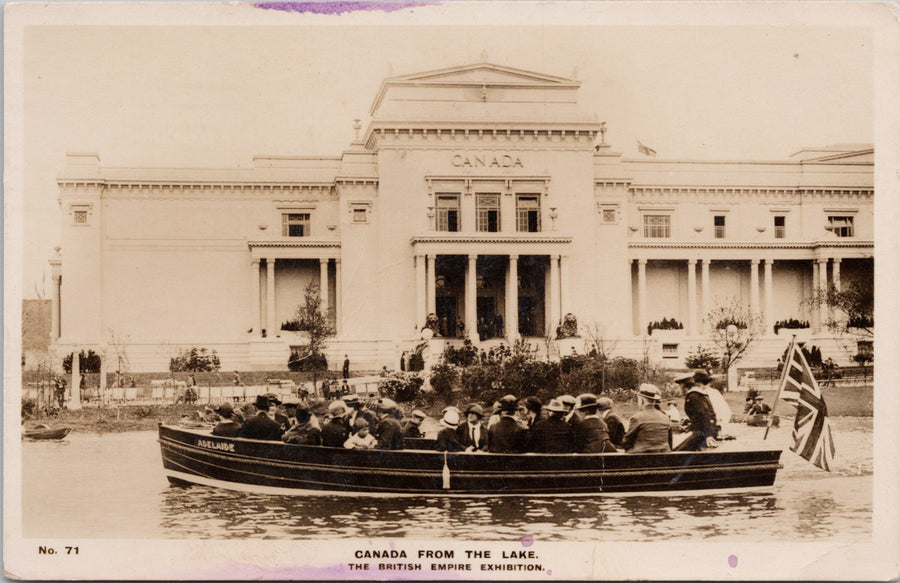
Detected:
[
  {"left": 643, "top": 215, "right": 670, "bottom": 238},
  {"left": 436, "top": 194, "right": 460, "bottom": 232},
  {"left": 516, "top": 194, "right": 540, "bottom": 232},
  {"left": 476, "top": 193, "right": 500, "bottom": 232}
]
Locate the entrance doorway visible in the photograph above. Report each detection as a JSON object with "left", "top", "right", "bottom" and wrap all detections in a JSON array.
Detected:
[
  {"left": 436, "top": 296, "right": 458, "bottom": 337},
  {"left": 477, "top": 296, "right": 502, "bottom": 339}
]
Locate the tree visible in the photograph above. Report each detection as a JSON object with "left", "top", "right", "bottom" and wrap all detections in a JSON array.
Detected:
[
  {"left": 807, "top": 264, "right": 873, "bottom": 339},
  {"left": 291, "top": 281, "right": 335, "bottom": 391},
  {"left": 169, "top": 347, "right": 221, "bottom": 372},
  {"left": 582, "top": 322, "right": 618, "bottom": 361},
  {"left": 684, "top": 345, "right": 720, "bottom": 373},
  {"left": 62, "top": 350, "right": 102, "bottom": 374},
  {"left": 704, "top": 298, "right": 764, "bottom": 391}
]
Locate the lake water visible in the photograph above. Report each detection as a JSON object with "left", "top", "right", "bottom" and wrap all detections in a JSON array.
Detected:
[{"left": 21, "top": 417, "right": 872, "bottom": 541}]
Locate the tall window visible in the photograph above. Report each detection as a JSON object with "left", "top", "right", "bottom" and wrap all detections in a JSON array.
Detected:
[
  {"left": 643, "top": 214, "right": 670, "bottom": 238},
  {"left": 774, "top": 215, "right": 786, "bottom": 239},
  {"left": 436, "top": 194, "right": 460, "bottom": 232},
  {"left": 516, "top": 194, "right": 541, "bottom": 232},
  {"left": 282, "top": 213, "right": 310, "bottom": 237},
  {"left": 476, "top": 193, "right": 501, "bottom": 232},
  {"left": 826, "top": 215, "right": 854, "bottom": 238},
  {"left": 714, "top": 215, "right": 726, "bottom": 239}
]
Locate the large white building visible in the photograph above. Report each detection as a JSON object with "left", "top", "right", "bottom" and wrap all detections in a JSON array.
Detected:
[{"left": 49, "top": 62, "right": 873, "bottom": 372}]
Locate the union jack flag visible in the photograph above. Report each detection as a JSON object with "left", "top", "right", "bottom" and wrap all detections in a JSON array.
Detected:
[{"left": 779, "top": 342, "right": 835, "bottom": 471}]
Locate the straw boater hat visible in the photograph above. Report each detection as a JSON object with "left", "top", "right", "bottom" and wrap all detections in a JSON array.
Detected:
[
  {"left": 411, "top": 410, "right": 427, "bottom": 421},
  {"left": 342, "top": 394, "right": 360, "bottom": 406},
  {"left": 638, "top": 383, "right": 662, "bottom": 402},
  {"left": 673, "top": 372, "right": 695, "bottom": 385},
  {"left": 545, "top": 398, "right": 567, "bottom": 413},
  {"left": 328, "top": 400, "right": 348, "bottom": 417},
  {"left": 596, "top": 397, "right": 614, "bottom": 411},
  {"left": 440, "top": 409, "right": 460, "bottom": 429}
]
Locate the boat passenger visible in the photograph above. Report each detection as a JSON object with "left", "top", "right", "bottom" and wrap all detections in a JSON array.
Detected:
[
  {"left": 526, "top": 398, "right": 575, "bottom": 453},
  {"left": 342, "top": 394, "right": 361, "bottom": 429},
  {"left": 343, "top": 418, "right": 377, "bottom": 450},
  {"left": 622, "top": 384, "right": 672, "bottom": 454},
  {"left": 597, "top": 397, "right": 627, "bottom": 448},
  {"left": 457, "top": 403, "right": 488, "bottom": 452},
  {"left": 401, "top": 410, "right": 427, "bottom": 438},
  {"left": 282, "top": 403, "right": 322, "bottom": 445},
  {"left": 487, "top": 395, "right": 527, "bottom": 453},
  {"left": 211, "top": 402, "right": 242, "bottom": 437},
  {"left": 559, "top": 394, "right": 582, "bottom": 426},
  {"left": 237, "top": 395, "right": 283, "bottom": 441},
  {"left": 486, "top": 401, "right": 502, "bottom": 430},
  {"left": 572, "top": 393, "right": 618, "bottom": 453},
  {"left": 744, "top": 387, "right": 761, "bottom": 413},
  {"left": 747, "top": 396, "right": 771, "bottom": 416},
  {"left": 435, "top": 410, "right": 464, "bottom": 452},
  {"left": 202, "top": 406, "right": 220, "bottom": 424},
  {"left": 321, "top": 401, "right": 350, "bottom": 447},
  {"left": 374, "top": 398, "right": 405, "bottom": 450},
  {"left": 674, "top": 370, "right": 719, "bottom": 451},
  {"left": 522, "top": 397, "right": 543, "bottom": 429},
  {"left": 665, "top": 401, "right": 682, "bottom": 424}
]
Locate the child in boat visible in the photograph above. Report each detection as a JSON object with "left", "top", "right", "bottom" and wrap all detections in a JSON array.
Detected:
[{"left": 343, "top": 418, "right": 377, "bottom": 450}]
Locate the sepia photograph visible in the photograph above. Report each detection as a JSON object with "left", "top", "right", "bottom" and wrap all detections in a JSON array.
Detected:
[{"left": 4, "top": 1, "right": 899, "bottom": 580}]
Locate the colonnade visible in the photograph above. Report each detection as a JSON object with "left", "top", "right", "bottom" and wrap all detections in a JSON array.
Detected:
[
  {"left": 249, "top": 257, "right": 341, "bottom": 337},
  {"left": 633, "top": 257, "right": 844, "bottom": 336},
  {"left": 414, "top": 253, "right": 569, "bottom": 342}
]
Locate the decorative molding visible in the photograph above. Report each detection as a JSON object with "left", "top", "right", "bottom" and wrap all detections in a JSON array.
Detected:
[
  {"left": 248, "top": 240, "right": 342, "bottom": 248},
  {"left": 630, "top": 186, "right": 873, "bottom": 203},
  {"left": 411, "top": 234, "right": 573, "bottom": 245},
  {"left": 629, "top": 240, "right": 873, "bottom": 250}
]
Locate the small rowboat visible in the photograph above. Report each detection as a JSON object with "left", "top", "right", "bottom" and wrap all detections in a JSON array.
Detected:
[
  {"left": 159, "top": 424, "right": 782, "bottom": 496},
  {"left": 23, "top": 425, "right": 71, "bottom": 441}
]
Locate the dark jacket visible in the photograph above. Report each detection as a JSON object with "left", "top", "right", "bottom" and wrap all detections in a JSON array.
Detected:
[
  {"left": 575, "top": 416, "right": 617, "bottom": 453},
  {"left": 401, "top": 421, "right": 423, "bottom": 439},
  {"left": 282, "top": 421, "right": 322, "bottom": 445},
  {"left": 457, "top": 421, "right": 488, "bottom": 451},
  {"left": 321, "top": 418, "right": 350, "bottom": 448},
  {"left": 527, "top": 415, "right": 575, "bottom": 453},
  {"left": 375, "top": 416, "right": 405, "bottom": 450},
  {"left": 435, "top": 427, "right": 464, "bottom": 452},
  {"left": 212, "top": 419, "right": 242, "bottom": 438},
  {"left": 488, "top": 416, "right": 527, "bottom": 453},
  {"left": 237, "top": 412, "right": 283, "bottom": 441},
  {"left": 603, "top": 412, "right": 627, "bottom": 448},
  {"left": 622, "top": 407, "right": 672, "bottom": 453},
  {"left": 684, "top": 389, "right": 718, "bottom": 437}
]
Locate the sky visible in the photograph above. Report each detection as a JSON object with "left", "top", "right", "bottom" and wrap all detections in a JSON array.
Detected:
[{"left": 16, "top": 14, "right": 873, "bottom": 299}]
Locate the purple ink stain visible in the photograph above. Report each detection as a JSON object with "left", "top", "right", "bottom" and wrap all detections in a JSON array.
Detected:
[
  {"left": 728, "top": 554, "right": 738, "bottom": 568},
  {"left": 547, "top": 570, "right": 552, "bottom": 576},
  {"left": 521, "top": 534, "right": 534, "bottom": 547},
  {"left": 253, "top": 1, "right": 440, "bottom": 15}
]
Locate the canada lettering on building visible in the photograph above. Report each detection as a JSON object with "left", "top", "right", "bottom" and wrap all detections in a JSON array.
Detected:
[{"left": 451, "top": 153, "right": 524, "bottom": 168}]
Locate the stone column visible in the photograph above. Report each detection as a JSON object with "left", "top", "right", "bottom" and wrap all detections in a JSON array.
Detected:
[
  {"left": 812, "top": 260, "right": 820, "bottom": 332},
  {"left": 832, "top": 257, "right": 842, "bottom": 327},
  {"left": 415, "top": 254, "right": 426, "bottom": 330},
  {"left": 51, "top": 274, "right": 61, "bottom": 340},
  {"left": 426, "top": 254, "right": 437, "bottom": 316},
  {"left": 750, "top": 259, "right": 760, "bottom": 315},
  {"left": 506, "top": 254, "right": 519, "bottom": 342},
  {"left": 764, "top": 259, "right": 774, "bottom": 335},
  {"left": 637, "top": 259, "right": 648, "bottom": 336},
  {"left": 701, "top": 258, "right": 711, "bottom": 329},
  {"left": 560, "top": 255, "right": 572, "bottom": 319},
  {"left": 465, "top": 254, "right": 478, "bottom": 342},
  {"left": 319, "top": 258, "right": 330, "bottom": 315},
  {"left": 251, "top": 259, "right": 261, "bottom": 337},
  {"left": 549, "top": 254, "right": 561, "bottom": 335},
  {"left": 266, "top": 258, "right": 276, "bottom": 336},
  {"left": 818, "top": 258, "right": 829, "bottom": 332},
  {"left": 687, "top": 259, "right": 697, "bottom": 335},
  {"left": 334, "top": 258, "right": 342, "bottom": 335}
]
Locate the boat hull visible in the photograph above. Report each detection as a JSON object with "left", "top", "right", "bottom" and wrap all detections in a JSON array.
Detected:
[
  {"left": 23, "top": 428, "right": 70, "bottom": 440},
  {"left": 159, "top": 425, "right": 782, "bottom": 496}
]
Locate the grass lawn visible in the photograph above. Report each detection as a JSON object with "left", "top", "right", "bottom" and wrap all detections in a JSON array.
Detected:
[{"left": 720, "top": 385, "right": 873, "bottom": 417}]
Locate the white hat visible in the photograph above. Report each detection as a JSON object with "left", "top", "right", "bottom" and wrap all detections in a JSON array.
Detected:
[
  {"left": 440, "top": 409, "right": 460, "bottom": 428},
  {"left": 638, "top": 383, "right": 662, "bottom": 402}
]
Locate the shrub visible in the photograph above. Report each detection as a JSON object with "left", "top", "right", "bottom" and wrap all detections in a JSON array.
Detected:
[
  {"left": 288, "top": 348, "right": 327, "bottom": 372},
  {"left": 441, "top": 340, "right": 479, "bottom": 367},
  {"left": 604, "top": 357, "right": 642, "bottom": 391},
  {"left": 684, "top": 345, "right": 720, "bottom": 372},
  {"left": 647, "top": 317, "right": 684, "bottom": 335},
  {"left": 379, "top": 372, "right": 424, "bottom": 403},
  {"left": 459, "top": 362, "right": 503, "bottom": 399},
  {"left": 429, "top": 363, "right": 458, "bottom": 395},
  {"left": 169, "top": 347, "right": 221, "bottom": 372},
  {"left": 773, "top": 318, "right": 810, "bottom": 334},
  {"left": 62, "top": 350, "right": 102, "bottom": 373},
  {"left": 560, "top": 356, "right": 604, "bottom": 394}
]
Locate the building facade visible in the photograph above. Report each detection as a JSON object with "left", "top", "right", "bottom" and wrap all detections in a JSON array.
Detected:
[{"left": 50, "top": 63, "right": 874, "bottom": 372}]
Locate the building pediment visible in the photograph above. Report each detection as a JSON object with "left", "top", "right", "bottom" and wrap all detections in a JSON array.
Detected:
[{"left": 391, "top": 63, "right": 579, "bottom": 87}]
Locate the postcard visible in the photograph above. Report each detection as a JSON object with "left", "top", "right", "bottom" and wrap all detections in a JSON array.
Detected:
[{"left": 4, "top": 1, "right": 899, "bottom": 580}]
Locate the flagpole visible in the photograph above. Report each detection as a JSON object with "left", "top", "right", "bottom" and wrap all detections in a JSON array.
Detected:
[{"left": 764, "top": 335, "right": 796, "bottom": 440}]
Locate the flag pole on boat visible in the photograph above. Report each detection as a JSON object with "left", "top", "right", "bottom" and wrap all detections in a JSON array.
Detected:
[
  {"left": 764, "top": 335, "right": 795, "bottom": 440},
  {"left": 442, "top": 452, "right": 451, "bottom": 490}
]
